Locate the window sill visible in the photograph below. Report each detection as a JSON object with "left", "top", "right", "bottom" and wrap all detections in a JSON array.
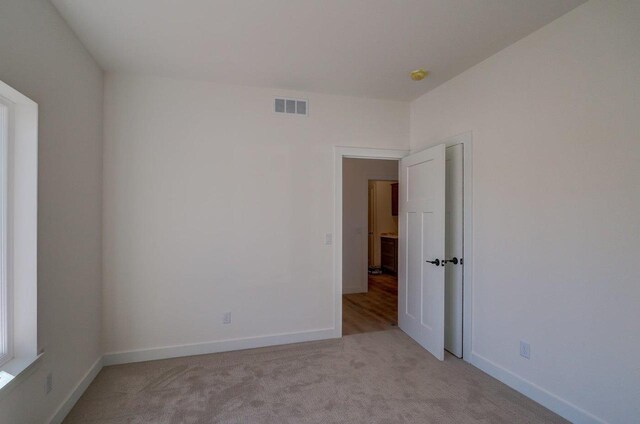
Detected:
[{"left": 0, "top": 352, "right": 44, "bottom": 401}]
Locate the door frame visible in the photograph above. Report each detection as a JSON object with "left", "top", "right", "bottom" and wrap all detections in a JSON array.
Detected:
[
  {"left": 333, "top": 134, "right": 473, "bottom": 361},
  {"left": 334, "top": 147, "right": 408, "bottom": 338}
]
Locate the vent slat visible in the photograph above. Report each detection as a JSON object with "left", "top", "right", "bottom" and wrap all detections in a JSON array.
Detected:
[
  {"left": 274, "top": 98, "right": 285, "bottom": 113},
  {"left": 274, "top": 98, "right": 308, "bottom": 116}
]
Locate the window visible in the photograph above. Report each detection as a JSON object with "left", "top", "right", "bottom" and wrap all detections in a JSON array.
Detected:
[{"left": 0, "top": 80, "right": 38, "bottom": 390}]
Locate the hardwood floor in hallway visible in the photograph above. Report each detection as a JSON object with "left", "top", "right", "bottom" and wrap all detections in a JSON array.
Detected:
[{"left": 342, "top": 273, "right": 398, "bottom": 336}]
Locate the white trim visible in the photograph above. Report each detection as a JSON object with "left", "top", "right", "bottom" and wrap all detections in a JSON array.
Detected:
[
  {"left": 0, "top": 352, "right": 43, "bottom": 402},
  {"left": 103, "top": 328, "right": 335, "bottom": 366},
  {"left": 47, "top": 328, "right": 335, "bottom": 422},
  {"left": 47, "top": 337, "right": 602, "bottom": 424},
  {"left": 48, "top": 356, "right": 103, "bottom": 424},
  {"left": 47, "top": 329, "right": 334, "bottom": 422},
  {"left": 0, "top": 81, "right": 38, "bottom": 382},
  {"left": 334, "top": 141, "right": 473, "bottom": 357},
  {"left": 0, "top": 98, "right": 10, "bottom": 367},
  {"left": 470, "top": 352, "right": 607, "bottom": 424},
  {"left": 334, "top": 147, "right": 409, "bottom": 338}
]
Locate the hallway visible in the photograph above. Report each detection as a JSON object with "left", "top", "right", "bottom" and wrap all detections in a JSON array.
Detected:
[{"left": 342, "top": 274, "right": 398, "bottom": 336}]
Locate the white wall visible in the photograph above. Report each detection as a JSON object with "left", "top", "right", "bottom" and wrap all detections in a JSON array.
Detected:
[
  {"left": 103, "top": 74, "right": 409, "bottom": 355},
  {"left": 410, "top": 1, "right": 640, "bottom": 423},
  {"left": 342, "top": 160, "right": 398, "bottom": 293},
  {"left": 0, "top": 0, "right": 103, "bottom": 423}
]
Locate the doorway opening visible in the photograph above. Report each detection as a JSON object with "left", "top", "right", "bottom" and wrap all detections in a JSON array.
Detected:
[
  {"left": 335, "top": 137, "right": 472, "bottom": 361},
  {"left": 342, "top": 166, "right": 399, "bottom": 335}
]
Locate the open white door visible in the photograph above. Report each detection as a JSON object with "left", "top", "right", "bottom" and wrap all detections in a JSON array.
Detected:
[{"left": 398, "top": 144, "right": 446, "bottom": 360}]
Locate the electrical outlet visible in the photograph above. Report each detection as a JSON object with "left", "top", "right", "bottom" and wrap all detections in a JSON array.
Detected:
[
  {"left": 45, "top": 372, "right": 53, "bottom": 394},
  {"left": 325, "top": 233, "right": 332, "bottom": 245},
  {"left": 520, "top": 341, "right": 531, "bottom": 359},
  {"left": 223, "top": 312, "right": 232, "bottom": 325}
]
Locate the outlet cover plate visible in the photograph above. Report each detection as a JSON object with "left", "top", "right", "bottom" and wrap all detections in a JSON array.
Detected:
[{"left": 520, "top": 341, "right": 531, "bottom": 359}]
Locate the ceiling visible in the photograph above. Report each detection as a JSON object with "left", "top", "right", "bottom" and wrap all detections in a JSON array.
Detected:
[{"left": 51, "top": 0, "right": 585, "bottom": 101}]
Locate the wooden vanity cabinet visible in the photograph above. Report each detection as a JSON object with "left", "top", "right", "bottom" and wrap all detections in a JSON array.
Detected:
[{"left": 381, "top": 236, "right": 398, "bottom": 274}]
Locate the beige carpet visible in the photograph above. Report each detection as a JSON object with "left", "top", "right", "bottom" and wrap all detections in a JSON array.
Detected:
[{"left": 64, "top": 330, "right": 566, "bottom": 423}]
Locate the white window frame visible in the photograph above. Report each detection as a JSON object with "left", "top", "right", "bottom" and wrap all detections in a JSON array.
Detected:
[
  {"left": 0, "top": 97, "right": 11, "bottom": 367},
  {"left": 0, "top": 80, "right": 39, "bottom": 394}
]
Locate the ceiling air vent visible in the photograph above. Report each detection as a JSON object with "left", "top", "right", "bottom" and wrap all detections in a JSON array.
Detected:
[{"left": 275, "top": 98, "right": 308, "bottom": 116}]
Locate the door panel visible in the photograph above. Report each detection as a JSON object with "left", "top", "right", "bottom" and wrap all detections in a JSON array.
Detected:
[
  {"left": 398, "top": 144, "right": 446, "bottom": 361},
  {"left": 406, "top": 211, "right": 420, "bottom": 319},
  {"left": 445, "top": 144, "right": 464, "bottom": 357},
  {"left": 422, "top": 211, "right": 437, "bottom": 329}
]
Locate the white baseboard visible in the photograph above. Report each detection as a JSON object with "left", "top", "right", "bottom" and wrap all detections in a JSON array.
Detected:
[
  {"left": 470, "top": 352, "right": 606, "bottom": 424},
  {"left": 48, "top": 356, "right": 103, "bottom": 424},
  {"left": 103, "top": 328, "right": 337, "bottom": 366},
  {"left": 42, "top": 335, "right": 608, "bottom": 424},
  {"left": 47, "top": 329, "right": 336, "bottom": 422}
]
